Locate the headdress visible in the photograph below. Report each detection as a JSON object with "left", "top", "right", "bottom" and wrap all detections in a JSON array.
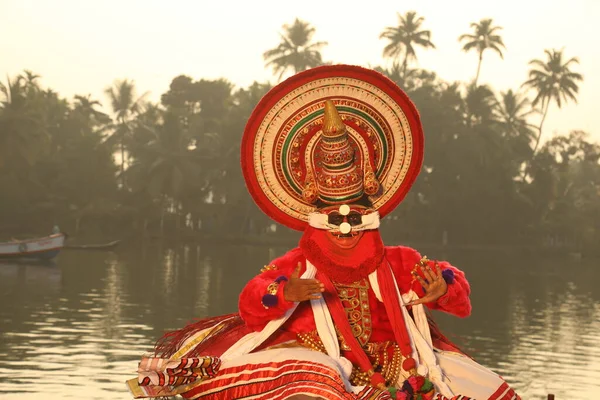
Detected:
[
  {"left": 241, "top": 65, "right": 424, "bottom": 231},
  {"left": 309, "top": 100, "right": 374, "bottom": 205}
]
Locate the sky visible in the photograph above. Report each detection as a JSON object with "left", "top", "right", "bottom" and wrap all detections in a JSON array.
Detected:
[{"left": 1, "top": 0, "right": 598, "bottom": 144}]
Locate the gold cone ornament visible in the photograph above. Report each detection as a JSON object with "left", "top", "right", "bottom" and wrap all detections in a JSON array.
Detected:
[{"left": 322, "top": 100, "right": 346, "bottom": 138}]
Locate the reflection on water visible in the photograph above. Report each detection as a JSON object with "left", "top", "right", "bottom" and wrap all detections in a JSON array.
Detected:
[
  {"left": 433, "top": 252, "right": 600, "bottom": 398},
  {"left": 1, "top": 244, "right": 599, "bottom": 399}
]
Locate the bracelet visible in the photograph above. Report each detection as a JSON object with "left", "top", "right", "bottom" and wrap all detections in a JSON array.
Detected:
[{"left": 261, "top": 276, "right": 289, "bottom": 309}]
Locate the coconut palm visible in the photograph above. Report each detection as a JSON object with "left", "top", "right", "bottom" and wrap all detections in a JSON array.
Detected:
[
  {"left": 73, "top": 94, "right": 110, "bottom": 127},
  {"left": 464, "top": 83, "right": 498, "bottom": 126},
  {"left": 375, "top": 62, "right": 404, "bottom": 85},
  {"left": 263, "top": 18, "right": 328, "bottom": 81},
  {"left": 380, "top": 11, "right": 435, "bottom": 77},
  {"left": 462, "top": 83, "right": 503, "bottom": 168},
  {"left": 458, "top": 18, "right": 505, "bottom": 86},
  {"left": 522, "top": 49, "right": 583, "bottom": 153},
  {"left": 495, "top": 90, "right": 537, "bottom": 142},
  {"left": 128, "top": 107, "right": 222, "bottom": 233},
  {"left": 495, "top": 90, "right": 539, "bottom": 175},
  {"left": 104, "top": 79, "right": 147, "bottom": 187},
  {"left": 22, "top": 70, "right": 41, "bottom": 89},
  {"left": 128, "top": 115, "right": 198, "bottom": 200},
  {"left": 0, "top": 75, "right": 46, "bottom": 170}
]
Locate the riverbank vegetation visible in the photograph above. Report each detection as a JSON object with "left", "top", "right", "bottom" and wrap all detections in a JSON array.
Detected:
[{"left": 1, "top": 14, "right": 596, "bottom": 255}]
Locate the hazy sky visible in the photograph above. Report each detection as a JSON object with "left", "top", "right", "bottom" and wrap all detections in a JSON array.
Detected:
[{"left": 1, "top": 0, "right": 598, "bottom": 144}]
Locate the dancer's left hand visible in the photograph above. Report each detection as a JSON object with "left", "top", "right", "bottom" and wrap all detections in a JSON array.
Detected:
[{"left": 407, "top": 262, "right": 447, "bottom": 306}]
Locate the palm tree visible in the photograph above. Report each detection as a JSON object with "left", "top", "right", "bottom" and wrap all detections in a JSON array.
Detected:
[
  {"left": 128, "top": 107, "right": 221, "bottom": 234},
  {"left": 104, "top": 79, "right": 147, "bottom": 188},
  {"left": 463, "top": 83, "right": 503, "bottom": 167},
  {"left": 73, "top": 94, "right": 110, "bottom": 127},
  {"left": 375, "top": 63, "right": 432, "bottom": 93},
  {"left": 0, "top": 74, "right": 45, "bottom": 170},
  {"left": 380, "top": 11, "right": 435, "bottom": 78},
  {"left": 522, "top": 49, "right": 583, "bottom": 153},
  {"left": 495, "top": 90, "right": 537, "bottom": 142},
  {"left": 375, "top": 62, "right": 404, "bottom": 85},
  {"left": 263, "top": 18, "right": 328, "bottom": 81},
  {"left": 495, "top": 90, "right": 538, "bottom": 174},
  {"left": 458, "top": 18, "right": 505, "bottom": 86},
  {"left": 22, "top": 70, "right": 41, "bottom": 88},
  {"left": 464, "top": 83, "right": 498, "bottom": 126}
]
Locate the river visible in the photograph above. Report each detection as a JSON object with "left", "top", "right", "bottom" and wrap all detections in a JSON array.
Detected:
[{"left": 1, "top": 242, "right": 599, "bottom": 399}]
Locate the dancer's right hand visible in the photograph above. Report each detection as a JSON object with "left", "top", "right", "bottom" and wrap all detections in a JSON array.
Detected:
[{"left": 283, "top": 262, "right": 325, "bottom": 302}]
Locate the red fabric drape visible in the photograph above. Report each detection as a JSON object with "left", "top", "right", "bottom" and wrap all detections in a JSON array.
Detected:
[{"left": 317, "top": 270, "right": 387, "bottom": 388}]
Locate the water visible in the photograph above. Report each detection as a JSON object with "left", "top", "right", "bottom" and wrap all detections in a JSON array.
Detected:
[{"left": 0, "top": 242, "right": 599, "bottom": 399}]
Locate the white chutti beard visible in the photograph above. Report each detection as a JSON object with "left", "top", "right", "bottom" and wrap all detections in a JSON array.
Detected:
[{"left": 307, "top": 211, "right": 380, "bottom": 232}]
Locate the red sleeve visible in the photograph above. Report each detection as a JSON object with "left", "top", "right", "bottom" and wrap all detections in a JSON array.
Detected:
[
  {"left": 386, "top": 246, "right": 472, "bottom": 318},
  {"left": 238, "top": 248, "right": 304, "bottom": 331}
]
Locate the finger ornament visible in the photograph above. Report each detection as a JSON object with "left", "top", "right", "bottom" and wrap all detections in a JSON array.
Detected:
[{"left": 411, "top": 256, "right": 430, "bottom": 284}]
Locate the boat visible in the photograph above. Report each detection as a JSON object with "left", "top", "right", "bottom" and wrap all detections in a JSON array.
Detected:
[
  {"left": 0, "top": 233, "right": 66, "bottom": 260},
  {"left": 65, "top": 240, "right": 120, "bottom": 250}
]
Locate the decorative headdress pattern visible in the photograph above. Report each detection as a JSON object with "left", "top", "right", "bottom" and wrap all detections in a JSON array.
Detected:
[
  {"left": 309, "top": 100, "right": 376, "bottom": 205},
  {"left": 241, "top": 65, "right": 424, "bottom": 231}
]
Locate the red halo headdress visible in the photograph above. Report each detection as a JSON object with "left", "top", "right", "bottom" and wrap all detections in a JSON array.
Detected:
[{"left": 241, "top": 65, "right": 424, "bottom": 231}]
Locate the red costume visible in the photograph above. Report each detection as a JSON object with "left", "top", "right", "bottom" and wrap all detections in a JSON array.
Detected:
[
  {"left": 239, "top": 244, "right": 471, "bottom": 340},
  {"left": 127, "top": 66, "right": 520, "bottom": 400}
]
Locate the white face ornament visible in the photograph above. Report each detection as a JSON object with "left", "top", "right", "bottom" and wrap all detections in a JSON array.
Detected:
[{"left": 307, "top": 204, "right": 381, "bottom": 234}]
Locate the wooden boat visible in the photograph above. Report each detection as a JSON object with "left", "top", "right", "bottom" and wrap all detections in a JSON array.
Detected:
[
  {"left": 65, "top": 240, "right": 120, "bottom": 250},
  {"left": 0, "top": 233, "right": 66, "bottom": 260}
]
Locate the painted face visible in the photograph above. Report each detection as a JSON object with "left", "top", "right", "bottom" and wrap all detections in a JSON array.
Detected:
[{"left": 320, "top": 204, "right": 371, "bottom": 250}]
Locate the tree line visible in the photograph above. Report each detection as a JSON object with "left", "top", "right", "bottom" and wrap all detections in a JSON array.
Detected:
[{"left": 0, "top": 13, "right": 597, "bottom": 255}]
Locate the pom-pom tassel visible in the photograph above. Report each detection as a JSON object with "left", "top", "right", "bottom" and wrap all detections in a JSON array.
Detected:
[
  {"left": 261, "top": 294, "right": 278, "bottom": 308},
  {"left": 442, "top": 269, "right": 455, "bottom": 284}
]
